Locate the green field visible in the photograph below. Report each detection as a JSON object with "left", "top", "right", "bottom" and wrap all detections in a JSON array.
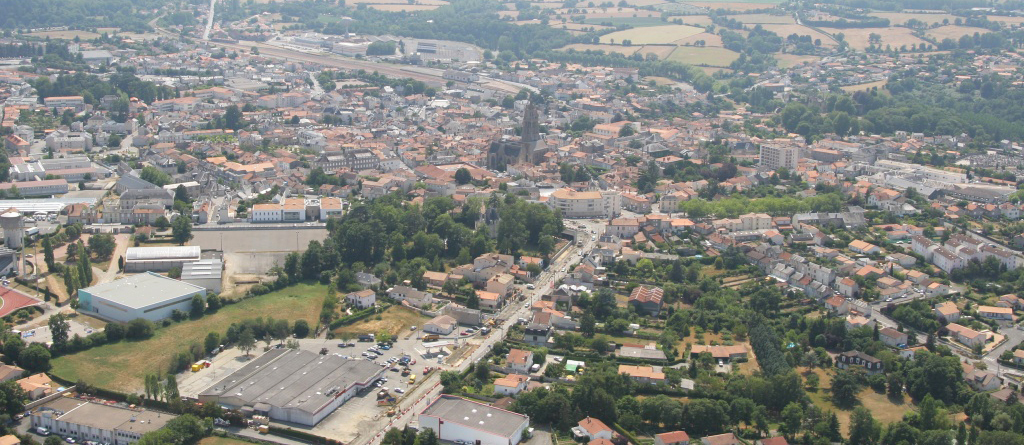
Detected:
[
  {"left": 666, "top": 46, "right": 740, "bottom": 66},
  {"left": 51, "top": 283, "right": 328, "bottom": 392}
]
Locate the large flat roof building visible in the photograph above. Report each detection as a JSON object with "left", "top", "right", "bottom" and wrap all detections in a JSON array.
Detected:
[
  {"left": 419, "top": 395, "right": 530, "bottom": 445},
  {"left": 198, "top": 348, "right": 385, "bottom": 426},
  {"left": 180, "top": 259, "right": 223, "bottom": 293},
  {"left": 78, "top": 272, "right": 207, "bottom": 323},
  {"left": 30, "top": 397, "right": 175, "bottom": 444},
  {"left": 124, "top": 245, "right": 201, "bottom": 272}
]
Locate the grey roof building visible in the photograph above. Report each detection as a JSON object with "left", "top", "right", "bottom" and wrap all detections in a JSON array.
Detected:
[
  {"left": 419, "top": 395, "right": 530, "bottom": 445},
  {"left": 78, "top": 272, "right": 207, "bottom": 322},
  {"left": 198, "top": 348, "right": 384, "bottom": 426}
]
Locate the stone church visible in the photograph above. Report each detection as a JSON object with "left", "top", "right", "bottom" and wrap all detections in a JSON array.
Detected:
[{"left": 486, "top": 104, "right": 547, "bottom": 171}]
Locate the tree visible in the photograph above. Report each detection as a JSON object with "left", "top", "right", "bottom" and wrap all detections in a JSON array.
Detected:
[
  {"left": 206, "top": 294, "right": 221, "bottom": 311},
  {"left": 190, "top": 295, "right": 205, "bottom": 318},
  {"left": 454, "top": 168, "right": 472, "bottom": 185},
  {"left": 140, "top": 166, "right": 170, "bottom": 187},
  {"left": 293, "top": 319, "right": 310, "bottom": 338},
  {"left": 154, "top": 216, "right": 170, "bottom": 229},
  {"left": 831, "top": 370, "right": 861, "bottom": 407},
  {"left": 224, "top": 104, "right": 243, "bottom": 130},
  {"left": 77, "top": 241, "right": 92, "bottom": 285},
  {"left": 49, "top": 313, "right": 70, "bottom": 351},
  {"left": 238, "top": 328, "right": 256, "bottom": 357},
  {"left": 42, "top": 236, "right": 55, "bottom": 270},
  {"left": 174, "top": 184, "right": 189, "bottom": 203},
  {"left": 88, "top": 233, "right": 116, "bottom": 260},
  {"left": 205, "top": 332, "right": 221, "bottom": 353},
  {"left": 126, "top": 318, "right": 155, "bottom": 339},
  {"left": 171, "top": 216, "right": 193, "bottom": 245},
  {"left": 848, "top": 407, "right": 880, "bottom": 444},
  {"left": 18, "top": 343, "right": 51, "bottom": 372},
  {"left": 781, "top": 402, "right": 803, "bottom": 437},
  {"left": 105, "top": 322, "right": 125, "bottom": 341}
]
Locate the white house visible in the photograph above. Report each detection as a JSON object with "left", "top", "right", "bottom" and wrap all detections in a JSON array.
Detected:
[{"left": 345, "top": 289, "right": 376, "bottom": 309}]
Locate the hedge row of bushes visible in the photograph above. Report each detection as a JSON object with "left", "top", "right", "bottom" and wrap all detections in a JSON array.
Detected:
[{"left": 328, "top": 304, "right": 389, "bottom": 330}]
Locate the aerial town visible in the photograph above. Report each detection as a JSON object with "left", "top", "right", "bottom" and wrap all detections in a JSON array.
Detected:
[{"left": 3, "top": 0, "right": 1024, "bottom": 444}]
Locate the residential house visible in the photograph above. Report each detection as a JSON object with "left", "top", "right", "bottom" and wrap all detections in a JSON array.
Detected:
[
  {"left": 835, "top": 350, "right": 883, "bottom": 375},
  {"left": 524, "top": 323, "right": 552, "bottom": 346},
  {"left": 494, "top": 374, "right": 530, "bottom": 396},
  {"left": 0, "top": 365, "right": 24, "bottom": 382},
  {"left": 848, "top": 240, "right": 881, "bottom": 255},
  {"left": 506, "top": 349, "right": 534, "bottom": 374},
  {"left": 17, "top": 373, "right": 54, "bottom": 400},
  {"left": 945, "top": 323, "right": 987, "bottom": 348},
  {"left": 573, "top": 417, "right": 614, "bottom": 441},
  {"left": 701, "top": 433, "right": 742, "bottom": 445},
  {"left": 934, "top": 301, "right": 961, "bottom": 322},
  {"left": 345, "top": 289, "right": 376, "bottom": 309},
  {"left": 879, "top": 327, "right": 908, "bottom": 348},
  {"left": 618, "top": 365, "right": 666, "bottom": 384},
  {"left": 978, "top": 305, "right": 1015, "bottom": 321},
  {"left": 629, "top": 285, "right": 664, "bottom": 316},
  {"left": 477, "top": 290, "right": 503, "bottom": 311},
  {"left": 654, "top": 431, "right": 690, "bottom": 445},
  {"left": 388, "top": 286, "right": 434, "bottom": 308}
]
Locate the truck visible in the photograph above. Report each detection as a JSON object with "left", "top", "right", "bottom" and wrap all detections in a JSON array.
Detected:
[
  {"left": 358, "top": 334, "right": 375, "bottom": 342},
  {"left": 422, "top": 334, "right": 439, "bottom": 342}
]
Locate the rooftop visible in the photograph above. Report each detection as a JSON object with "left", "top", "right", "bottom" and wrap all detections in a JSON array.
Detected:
[
  {"left": 81, "top": 272, "right": 206, "bottom": 309},
  {"left": 420, "top": 395, "right": 528, "bottom": 438}
]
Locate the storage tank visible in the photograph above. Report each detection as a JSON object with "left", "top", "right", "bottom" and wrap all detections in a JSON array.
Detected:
[{"left": 0, "top": 211, "right": 22, "bottom": 249}]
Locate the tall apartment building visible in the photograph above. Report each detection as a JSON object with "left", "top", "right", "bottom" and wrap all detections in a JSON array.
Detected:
[
  {"left": 759, "top": 143, "right": 800, "bottom": 171},
  {"left": 547, "top": 188, "right": 620, "bottom": 218}
]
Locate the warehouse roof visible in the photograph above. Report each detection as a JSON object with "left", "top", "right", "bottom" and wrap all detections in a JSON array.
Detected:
[
  {"left": 420, "top": 395, "right": 528, "bottom": 438},
  {"left": 181, "top": 259, "right": 223, "bottom": 280},
  {"left": 34, "top": 398, "right": 174, "bottom": 435},
  {"left": 200, "top": 349, "right": 382, "bottom": 416},
  {"left": 126, "top": 245, "right": 201, "bottom": 261},
  {"left": 81, "top": 272, "right": 205, "bottom": 309}
]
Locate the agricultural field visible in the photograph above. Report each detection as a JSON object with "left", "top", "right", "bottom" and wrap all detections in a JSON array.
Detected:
[
  {"left": 551, "top": 21, "right": 614, "bottom": 31},
  {"left": 868, "top": 12, "right": 958, "bottom": 26},
  {"left": 775, "top": 53, "right": 820, "bottom": 68},
  {"left": 672, "top": 31, "right": 723, "bottom": 46},
  {"left": 820, "top": 26, "right": 927, "bottom": 51},
  {"left": 369, "top": 4, "right": 443, "bottom": 11},
  {"left": 986, "top": 15, "right": 1024, "bottom": 26},
  {"left": 599, "top": 24, "right": 704, "bottom": 44},
  {"left": 760, "top": 23, "right": 837, "bottom": 46},
  {"left": 689, "top": 1, "right": 783, "bottom": 10},
  {"left": 666, "top": 46, "right": 740, "bottom": 66},
  {"left": 584, "top": 16, "right": 668, "bottom": 27},
  {"left": 560, "top": 43, "right": 639, "bottom": 55},
  {"left": 50, "top": 283, "right": 328, "bottom": 392},
  {"left": 333, "top": 305, "right": 429, "bottom": 338},
  {"left": 25, "top": 30, "right": 100, "bottom": 40},
  {"left": 636, "top": 45, "right": 677, "bottom": 60},
  {"left": 841, "top": 79, "right": 887, "bottom": 93},
  {"left": 676, "top": 15, "right": 715, "bottom": 27},
  {"left": 925, "top": 25, "right": 994, "bottom": 41},
  {"left": 726, "top": 13, "right": 795, "bottom": 24}
]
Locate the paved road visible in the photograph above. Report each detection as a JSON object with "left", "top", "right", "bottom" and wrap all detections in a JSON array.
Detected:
[{"left": 202, "top": 0, "right": 217, "bottom": 40}]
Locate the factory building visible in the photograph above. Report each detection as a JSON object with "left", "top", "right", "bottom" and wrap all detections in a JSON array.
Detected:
[
  {"left": 78, "top": 272, "right": 207, "bottom": 323},
  {"left": 418, "top": 395, "right": 530, "bottom": 445},
  {"left": 124, "top": 246, "right": 202, "bottom": 272}
]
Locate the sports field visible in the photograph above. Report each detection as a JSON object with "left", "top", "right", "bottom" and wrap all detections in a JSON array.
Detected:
[
  {"left": 600, "top": 24, "right": 704, "bottom": 44},
  {"left": 0, "top": 287, "right": 42, "bottom": 318}
]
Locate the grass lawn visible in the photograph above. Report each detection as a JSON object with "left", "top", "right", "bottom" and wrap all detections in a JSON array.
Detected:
[
  {"left": 600, "top": 25, "right": 704, "bottom": 44},
  {"left": 51, "top": 283, "right": 328, "bottom": 393},
  {"left": 802, "top": 367, "right": 913, "bottom": 434},
  {"left": 333, "top": 305, "right": 429, "bottom": 339}
]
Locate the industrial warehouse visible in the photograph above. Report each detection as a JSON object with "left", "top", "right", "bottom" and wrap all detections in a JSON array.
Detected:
[
  {"left": 418, "top": 395, "right": 531, "bottom": 445},
  {"left": 77, "top": 272, "right": 208, "bottom": 323},
  {"left": 124, "top": 245, "right": 202, "bottom": 272},
  {"left": 198, "top": 348, "right": 385, "bottom": 426}
]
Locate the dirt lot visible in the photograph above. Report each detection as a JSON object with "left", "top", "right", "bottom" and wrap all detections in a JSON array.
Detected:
[{"left": 333, "top": 306, "right": 430, "bottom": 338}]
